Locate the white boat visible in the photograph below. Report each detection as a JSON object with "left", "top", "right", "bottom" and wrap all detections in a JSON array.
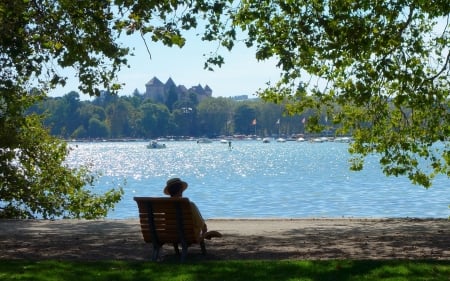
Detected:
[
  {"left": 334, "top": 137, "right": 352, "bottom": 143},
  {"left": 311, "top": 137, "right": 328, "bottom": 143},
  {"left": 147, "top": 140, "right": 166, "bottom": 149},
  {"left": 296, "top": 137, "right": 306, "bottom": 142},
  {"left": 276, "top": 138, "right": 286, "bottom": 142},
  {"left": 262, "top": 137, "right": 271, "bottom": 143},
  {"left": 197, "top": 138, "right": 212, "bottom": 143}
]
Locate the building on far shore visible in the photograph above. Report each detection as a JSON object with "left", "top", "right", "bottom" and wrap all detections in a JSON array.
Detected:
[
  {"left": 144, "top": 76, "right": 212, "bottom": 104},
  {"left": 230, "top": 95, "right": 249, "bottom": 101}
]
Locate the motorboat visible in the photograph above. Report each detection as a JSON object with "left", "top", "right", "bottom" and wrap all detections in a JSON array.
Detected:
[
  {"left": 276, "top": 138, "right": 286, "bottom": 143},
  {"left": 197, "top": 138, "right": 212, "bottom": 143},
  {"left": 334, "top": 137, "right": 352, "bottom": 143},
  {"left": 262, "top": 137, "right": 271, "bottom": 143},
  {"left": 311, "top": 137, "right": 328, "bottom": 143},
  {"left": 147, "top": 140, "right": 166, "bottom": 149}
]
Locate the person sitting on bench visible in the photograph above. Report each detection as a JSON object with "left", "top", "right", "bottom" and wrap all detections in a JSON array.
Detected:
[{"left": 163, "top": 177, "right": 221, "bottom": 240}]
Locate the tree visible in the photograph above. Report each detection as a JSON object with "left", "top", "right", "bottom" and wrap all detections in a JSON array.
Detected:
[
  {"left": 3, "top": 0, "right": 447, "bottom": 220},
  {"left": 139, "top": 102, "right": 170, "bottom": 138},
  {"left": 234, "top": 104, "right": 257, "bottom": 135},
  {"left": 197, "top": 97, "right": 234, "bottom": 136},
  {"left": 78, "top": 103, "right": 107, "bottom": 135},
  {"left": 1, "top": 0, "right": 231, "bottom": 218},
  {"left": 72, "top": 125, "right": 88, "bottom": 138},
  {"left": 226, "top": 1, "right": 450, "bottom": 187},
  {"left": 106, "top": 99, "right": 132, "bottom": 138},
  {"left": 88, "top": 118, "right": 110, "bottom": 139},
  {"left": 0, "top": 113, "right": 122, "bottom": 219}
]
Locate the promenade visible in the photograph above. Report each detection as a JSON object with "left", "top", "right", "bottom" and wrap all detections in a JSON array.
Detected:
[{"left": 0, "top": 218, "right": 448, "bottom": 261}]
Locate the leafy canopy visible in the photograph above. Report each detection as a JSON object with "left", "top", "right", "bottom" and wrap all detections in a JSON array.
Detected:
[
  {"left": 1, "top": 0, "right": 449, "bottom": 220},
  {"left": 226, "top": 0, "right": 450, "bottom": 187},
  {"left": 0, "top": 0, "right": 233, "bottom": 218}
]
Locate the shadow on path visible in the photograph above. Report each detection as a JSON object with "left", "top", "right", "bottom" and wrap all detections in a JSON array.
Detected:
[{"left": 0, "top": 219, "right": 448, "bottom": 261}]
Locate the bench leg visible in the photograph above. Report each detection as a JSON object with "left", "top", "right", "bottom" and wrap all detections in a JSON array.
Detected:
[
  {"left": 200, "top": 241, "right": 207, "bottom": 255},
  {"left": 180, "top": 245, "right": 188, "bottom": 262},
  {"left": 173, "top": 243, "right": 180, "bottom": 255},
  {"left": 152, "top": 244, "right": 161, "bottom": 261}
]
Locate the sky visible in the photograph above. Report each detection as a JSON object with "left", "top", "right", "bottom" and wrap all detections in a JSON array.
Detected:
[
  {"left": 50, "top": 31, "right": 282, "bottom": 100},
  {"left": 49, "top": 16, "right": 448, "bottom": 101}
]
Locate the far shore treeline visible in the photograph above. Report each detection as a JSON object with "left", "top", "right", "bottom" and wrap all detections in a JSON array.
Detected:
[{"left": 29, "top": 90, "right": 339, "bottom": 140}]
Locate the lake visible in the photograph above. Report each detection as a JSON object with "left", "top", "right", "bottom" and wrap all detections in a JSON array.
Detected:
[{"left": 65, "top": 140, "right": 449, "bottom": 219}]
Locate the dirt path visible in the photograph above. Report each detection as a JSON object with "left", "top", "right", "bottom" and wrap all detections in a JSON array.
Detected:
[{"left": 0, "top": 218, "right": 448, "bottom": 261}]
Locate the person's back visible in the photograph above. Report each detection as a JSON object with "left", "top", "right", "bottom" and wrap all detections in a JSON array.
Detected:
[
  {"left": 163, "top": 178, "right": 206, "bottom": 237},
  {"left": 189, "top": 200, "right": 206, "bottom": 237}
]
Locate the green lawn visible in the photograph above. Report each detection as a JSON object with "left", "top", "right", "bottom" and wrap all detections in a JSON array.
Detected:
[{"left": 0, "top": 260, "right": 449, "bottom": 281}]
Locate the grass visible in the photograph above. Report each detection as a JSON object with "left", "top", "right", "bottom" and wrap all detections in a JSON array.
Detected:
[{"left": 0, "top": 260, "right": 449, "bottom": 281}]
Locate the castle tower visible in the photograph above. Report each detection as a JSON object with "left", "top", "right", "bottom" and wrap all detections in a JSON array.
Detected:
[
  {"left": 145, "top": 77, "right": 165, "bottom": 103},
  {"left": 204, "top": 85, "right": 212, "bottom": 97}
]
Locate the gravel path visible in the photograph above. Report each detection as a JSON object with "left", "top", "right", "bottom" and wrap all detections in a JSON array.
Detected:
[{"left": 0, "top": 218, "right": 448, "bottom": 261}]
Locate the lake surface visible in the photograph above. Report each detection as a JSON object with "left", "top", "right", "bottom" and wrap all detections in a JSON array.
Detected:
[{"left": 65, "top": 140, "right": 449, "bottom": 219}]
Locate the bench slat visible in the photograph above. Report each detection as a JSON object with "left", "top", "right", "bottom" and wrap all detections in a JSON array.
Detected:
[{"left": 134, "top": 197, "right": 206, "bottom": 261}]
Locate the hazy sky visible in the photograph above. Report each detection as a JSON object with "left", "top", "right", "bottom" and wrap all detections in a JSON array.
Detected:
[
  {"left": 49, "top": 17, "right": 447, "bottom": 100},
  {"left": 51, "top": 31, "right": 282, "bottom": 99}
]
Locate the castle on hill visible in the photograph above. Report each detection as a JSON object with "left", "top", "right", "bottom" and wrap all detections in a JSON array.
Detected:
[{"left": 144, "top": 76, "right": 212, "bottom": 103}]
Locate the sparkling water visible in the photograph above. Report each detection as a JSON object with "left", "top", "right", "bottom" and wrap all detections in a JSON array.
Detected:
[{"left": 65, "top": 141, "right": 450, "bottom": 219}]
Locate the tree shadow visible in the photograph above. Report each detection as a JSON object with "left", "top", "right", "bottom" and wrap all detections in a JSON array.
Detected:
[{"left": 0, "top": 218, "right": 448, "bottom": 261}]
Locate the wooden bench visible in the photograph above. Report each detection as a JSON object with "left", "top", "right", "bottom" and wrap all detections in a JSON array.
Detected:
[{"left": 134, "top": 197, "right": 206, "bottom": 261}]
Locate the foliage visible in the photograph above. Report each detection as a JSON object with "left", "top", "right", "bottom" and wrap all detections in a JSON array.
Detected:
[
  {"left": 0, "top": 0, "right": 235, "bottom": 218},
  {"left": 234, "top": 103, "right": 258, "bottom": 134},
  {"left": 0, "top": 260, "right": 449, "bottom": 281},
  {"left": 32, "top": 92, "right": 306, "bottom": 139},
  {"left": 87, "top": 118, "right": 110, "bottom": 138},
  {"left": 0, "top": 112, "right": 123, "bottom": 219},
  {"left": 2, "top": 0, "right": 448, "bottom": 221},
  {"left": 139, "top": 102, "right": 171, "bottom": 138},
  {"left": 197, "top": 97, "right": 235, "bottom": 136},
  {"left": 227, "top": 0, "right": 450, "bottom": 187}
]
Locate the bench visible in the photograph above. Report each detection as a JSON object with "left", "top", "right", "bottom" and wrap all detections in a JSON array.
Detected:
[{"left": 134, "top": 197, "right": 206, "bottom": 261}]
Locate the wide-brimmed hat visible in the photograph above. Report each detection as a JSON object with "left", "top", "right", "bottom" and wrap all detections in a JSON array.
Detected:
[{"left": 163, "top": 178, "right": 188, "bottom": 195}]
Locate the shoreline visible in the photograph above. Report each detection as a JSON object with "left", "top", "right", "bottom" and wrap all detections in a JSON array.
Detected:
[{"left": 1, "top": 218, "right": 449, "bottom": 261}]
